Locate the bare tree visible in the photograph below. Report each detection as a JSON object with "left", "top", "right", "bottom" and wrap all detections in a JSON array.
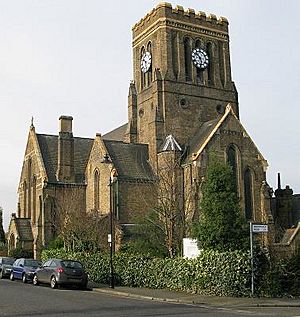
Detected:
[
  {"left": 131, "top": 151, "right": 194, "bottom": 258},
  {"left": 47, "top": 186, "right": 110, "bottom": 252}
]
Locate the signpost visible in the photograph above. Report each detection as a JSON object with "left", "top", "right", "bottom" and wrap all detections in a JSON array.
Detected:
[
  {"left": 252, "top": 224, "right": 268, "bottom": 233},
  {"left": 250, "top": 222, "right": 268, "bottom": 297}
]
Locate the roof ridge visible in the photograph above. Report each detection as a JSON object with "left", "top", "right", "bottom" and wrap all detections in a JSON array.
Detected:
[{"left": 37, "top": 133, "right": 94, "bottom": 141}]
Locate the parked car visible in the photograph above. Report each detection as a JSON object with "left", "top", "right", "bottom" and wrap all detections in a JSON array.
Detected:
[
  {"left": 0, "top": 257, "right": 16, "bottom": 279},
  {"left": 10, "top": 258, "right": 41, "bottom": 283},
  {"left": 33, "top": 259, "right": 88, "bottom": 289}
]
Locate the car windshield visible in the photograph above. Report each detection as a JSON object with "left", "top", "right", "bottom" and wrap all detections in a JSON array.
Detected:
[
  {"left": 24, "top": 259, "right": 40, "bottom": 268},
  {"left": 2, "top": 258, "right": 15, "bottom": 265},
  {"left": 61, "top": 261, "right": 82, "bottom": 269}
]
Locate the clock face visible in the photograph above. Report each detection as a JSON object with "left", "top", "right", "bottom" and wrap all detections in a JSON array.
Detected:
[
  {"left": 191, "top": 48, "right": 209, "bottom": 70},
  {"left": 140, "top": 51, "right": 152, "bottom": 73}
]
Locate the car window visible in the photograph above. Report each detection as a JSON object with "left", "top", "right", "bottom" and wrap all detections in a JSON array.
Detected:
[
  {"left": 61, "top": 261, "right": 82, "bottom": 269},
  {"left": 43, "top": 260, "right": 51, "bottom": 267},
  {"left": 19, "top": 259, "right": 24, "bottom": 266},
  {"left": 49, "top": 261, "right": 57, "bottom": 268},
  {"left": 24, "top": 259, "right": 40, "bottom": 268},
  {"left": 2, "top": 258, "right": 15, "bottom": 265}
]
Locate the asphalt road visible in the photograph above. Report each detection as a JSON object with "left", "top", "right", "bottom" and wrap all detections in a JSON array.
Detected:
[{"left": 0, "top": 279, "right": 299, "bottom": 317}]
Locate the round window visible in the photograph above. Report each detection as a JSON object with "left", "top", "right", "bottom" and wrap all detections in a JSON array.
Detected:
[
  {"left": 179, "top": 98, "right": 189, "bottom": 109},
  {"left": 139, "top": 108, "right": 144, "bottom": 117}
]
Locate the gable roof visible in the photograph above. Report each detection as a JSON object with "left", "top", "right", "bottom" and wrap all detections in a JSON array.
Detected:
[
  {"left": 162, "top": 135, "right": 182, "bottom": 152},
  {"left": 186, "top": 104, "right": 267, "bottom": 166},
  {"left": 36, "top": 134, "right": 93, "bottom": 183},
  {"left": 103, "top": 140, "right": 156, "bottom": 181},
  {"left": 103, "top": 123, "right": 127, "bottom": 141},
  {"left": 14, "top": 218, "right": 33, "bottom": 241},
  {"left": 188, "top": 118, "right": 220, "bottom": 159}
]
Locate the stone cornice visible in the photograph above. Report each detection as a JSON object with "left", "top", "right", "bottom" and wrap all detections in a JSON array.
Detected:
[{"left": 133, "top": 17, "right": 229, "bottom": 48}]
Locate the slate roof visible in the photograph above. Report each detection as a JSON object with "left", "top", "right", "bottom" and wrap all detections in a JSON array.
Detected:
[
  {"left": 103, "top": 123, "right": 127, "bottom": 141},
  {"left": 184, "top": 118, "right": 220, "bottom": 163},
  {"left": 103, "top": 140, "right": 156, "bottom": 181},
  {"left": 36, "top": 134, "right": 93, "bottom": 183},
  {"left": 15, "top": 218, "right": 33, "bottom": 241}
]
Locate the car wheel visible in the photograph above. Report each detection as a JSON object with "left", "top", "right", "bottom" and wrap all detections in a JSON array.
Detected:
[
  {"left": 50, "top": 276, "right": 58, "bottom": 289},
  {"left": 10, "top": 272, "right": 14, "bottom": 281},
  {"left": 22, "top": 273, "right": 27, "bottom": 283},
  {"left": 33, "top": 274, "right": 39, "bottom": 286}
]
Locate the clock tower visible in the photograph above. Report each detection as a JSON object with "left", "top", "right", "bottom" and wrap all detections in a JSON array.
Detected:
[{"left": 125, "top": 3, "right": 238, "bottom": 168}]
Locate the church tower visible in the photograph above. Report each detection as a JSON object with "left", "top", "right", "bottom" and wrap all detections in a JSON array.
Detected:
[{"left": 126, "top": 3, "right": 238, "bottom": 168}]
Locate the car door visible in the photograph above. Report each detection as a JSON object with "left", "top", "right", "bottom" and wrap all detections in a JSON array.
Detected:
[
  {"left": 38, "top": 260, "right": 52, "bottom": 283},
  {"left": 15, "top": 259, "right": 24, "bottom": 279}
]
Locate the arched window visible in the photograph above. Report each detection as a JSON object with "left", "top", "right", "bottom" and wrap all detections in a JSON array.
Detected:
[
  {"left": 23, "top": 181, "right": 27, "bottom": 218},
  {"left": 9, "top": 233, "right": 15, "bottom": 252},
  {"left": 218, "top": 41, "right": 225, "bottom": 87},
  {"left": 94, "top": 170, "right": 100, "bottom": 210},
  {"left": 184, "top": 37, "right": 192, "bottom": 82},
  {"left": 171, "top": 31, "right": 178, "bottom": 79},
  {"left": 32, "top": 176, "right": 36, "bottom": 224},
  {"left": 195, "top": 40, "right": 203, "bottom": 83},
  {"left": 227, "top": 145, "right": 237, "bottom": 191},
  {"left": 146, "top": 42, "right": 152, "bottom": 86},
  {"left": 140, "top": 46, "right": 146, "bottom": 90},
  {"left": 27, "top": 158, "right": 32, "bottom": 219},
  {"left": 244, "top": 168, "right": 253, "bottom": 220},
  {"left": 206, "top": 42, "right": 214, "bottom": 85}
]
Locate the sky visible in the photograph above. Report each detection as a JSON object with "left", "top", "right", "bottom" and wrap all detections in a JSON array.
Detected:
[{"left": 0, "top": 0, "right": 300, "bottom": 231}]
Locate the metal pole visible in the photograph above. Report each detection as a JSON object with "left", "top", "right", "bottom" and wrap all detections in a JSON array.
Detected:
[
  {"left": 109, "top": 176, "right": 115, "bottom": 289},
  {"left": 250, "top": 221, "right": 254, "bottom": 297}
]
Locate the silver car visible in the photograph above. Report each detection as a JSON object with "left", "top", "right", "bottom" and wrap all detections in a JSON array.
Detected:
[
  {"left": 0, "top": 257, "right": 15, "bottom": 278},
  {"left": 33, "top": 258, "right": 88, "bottom": 289}
]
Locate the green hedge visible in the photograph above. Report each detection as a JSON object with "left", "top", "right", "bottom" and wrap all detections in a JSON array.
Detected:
[{"left": 42, "top": 249, "right": 251, "bottom": 297}]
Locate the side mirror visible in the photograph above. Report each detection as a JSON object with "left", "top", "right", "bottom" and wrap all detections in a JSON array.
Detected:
[{"left": 19, "top": 264, "right": 24, "bottom": 267}]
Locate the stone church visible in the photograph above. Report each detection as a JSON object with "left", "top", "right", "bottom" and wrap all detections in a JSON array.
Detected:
[{"left": 7, "top": 3, "right": 300, "bottom": 258}]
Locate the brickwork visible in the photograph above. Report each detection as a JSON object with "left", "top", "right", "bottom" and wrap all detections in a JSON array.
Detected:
[
  {"left": 8, "top": 3, "right": 299, "bottom": 258},
  {"left": 85, "top": 134, "right": 111, "bottom": 215}
]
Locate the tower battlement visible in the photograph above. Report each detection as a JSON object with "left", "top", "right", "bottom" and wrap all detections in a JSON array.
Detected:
[{"left": 132, "top": 2, "right": 228, "bottom": 38}]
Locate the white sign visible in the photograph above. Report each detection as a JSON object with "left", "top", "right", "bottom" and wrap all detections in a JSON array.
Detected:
[
  {"left": 108, "top": 234, "right": 112, "bottom": 243},
  {"left": 183, "top": 238, "right": 201, "bottom": 259},
  {"left": 252, "top": 224, "right": 268, "bottom": 233}
]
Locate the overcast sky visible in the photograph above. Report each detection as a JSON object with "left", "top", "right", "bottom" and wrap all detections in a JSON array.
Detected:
[{"left": 1, "top": 0, "right": 299, "bottom": 231}]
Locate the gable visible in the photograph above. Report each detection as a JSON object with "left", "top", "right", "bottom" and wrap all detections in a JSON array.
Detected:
[
  {"left": 104, "top": 140, "right": 155, "bottom": 181},
  {"left": 186, "top": 105, "right": 267, "bottom": 169},
  {"left": 18, "top": 127, "right": 47, "bottom": 190},
  {"left": 37, "top": 134, "right": 94, "bottom": 183}
]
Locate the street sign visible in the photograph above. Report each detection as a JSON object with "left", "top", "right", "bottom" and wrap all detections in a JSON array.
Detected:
[
  {"left": 183, "top": 238, "right": 201, "bottom": 259},
  {"left": 252, "top": 224, "right": 268, "bottom": 233},
  {"left": 108, "top": 234, "right": 112, "bottom": 243}
]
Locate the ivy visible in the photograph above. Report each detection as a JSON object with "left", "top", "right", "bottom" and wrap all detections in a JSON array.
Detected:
[{"left": 42, "top": 248, "right": 252, "bottom": 297}]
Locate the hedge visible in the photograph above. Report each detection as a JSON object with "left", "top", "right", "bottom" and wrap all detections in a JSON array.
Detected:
[{"left": 42, "top": 249, "right": 251, "bottom": 297}]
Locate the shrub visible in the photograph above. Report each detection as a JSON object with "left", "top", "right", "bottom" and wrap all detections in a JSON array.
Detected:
[
  {"left": 41, "top": 248, "right": 252, "bottom": 297},
  {"left": 9, "top": 247, "right": 33, "bottom": 259}
]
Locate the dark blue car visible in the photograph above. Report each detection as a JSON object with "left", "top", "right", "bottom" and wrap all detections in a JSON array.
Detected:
[{"left": 10, "top": 258, "right": 41, "bottom": 283}]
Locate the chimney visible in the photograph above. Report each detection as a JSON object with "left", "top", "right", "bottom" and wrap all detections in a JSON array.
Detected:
[
  {"left": 277, "top": 173, "right": 281, "bottom": 190},
  {"left": 56, "top": 116, "right": 75, "bottom": 182}
]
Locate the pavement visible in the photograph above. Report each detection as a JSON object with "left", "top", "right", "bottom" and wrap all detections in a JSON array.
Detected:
[{"left": 90, "top": 283, "right": 300, "bottom": 308}]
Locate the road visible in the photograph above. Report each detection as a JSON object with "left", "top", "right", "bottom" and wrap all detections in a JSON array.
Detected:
[{"left": 0, "top": 279, "right": 299, "bottom": 317}]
